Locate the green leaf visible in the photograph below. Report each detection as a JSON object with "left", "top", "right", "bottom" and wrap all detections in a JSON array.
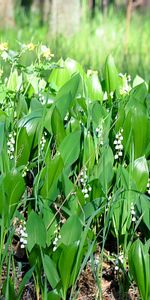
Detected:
[
  {"left": 123, "top": 101, "right": 150, "bottom": 159},
  {"left": 94, "top": 146, "right": 114, "bottom": 193},
  {"left": 59, "top": 130, "right": 81, "bottom": 167},
  {"left": 130, "top": 157, "right": 149, "bottom": 192},
  {"left": 0, "top": 122, "right": 4, "bottom": 154},
  {"left": 60, "top": 215, "right": 82, "bottom": 246},
  {"left": 83, "top": 131, "right": 95, "bottom": 172},
  {"left": 43, "top": 255, "right": 60, "bottom": 289},
  {"left": 18, "top": 108, "right": 43, "bottom": 149},
  {"left": 51, "top": 106, "right": 66, "bottom": 145},
  {"left": 2, "top": 278, "right": 16, "bottom": 300},
  {"left": 136, "top": 195, "right": 150, "bottom": 231},
  {"left": 7, "top": 69, "right": 22, "bottom": 92},
  {"left": 16, "top": 127, "right": 30, "bottom": 166},
  {"left": 49, "top": 58, "right": 83, "bottom": 90},
  {"left": 128, "top": 240, "right": 150, "bottom": 300},
  {"left": 58, "top": 243, "right": 78, "bottom": 299},
  {"left": 40, "top": 154, "right": 64, "bottom": 200},
  {"left": 55, "top": 73, "right": 82, "bottom": 118},
  {"left": 104, "top": 55, "right": 119, "bottom": 94},
  {"left": 0, "top": 171, "right": 25, "bottom": 220},
  {"left": 27, "top": 211, "right": 46, "bottom": 252},
  {"left": 86, "top": 72, "right": 103, "bottom": 102},
  {"left": 42, "top": 204, "right": 57, "bottom": 246},
  {"left": 47, "top": 290, "right": 61, "bottom": 300}
]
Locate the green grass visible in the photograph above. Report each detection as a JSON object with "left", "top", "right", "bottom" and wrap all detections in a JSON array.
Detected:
[{"left": 1, "top": 8, "right": 150, "bottom": 80}]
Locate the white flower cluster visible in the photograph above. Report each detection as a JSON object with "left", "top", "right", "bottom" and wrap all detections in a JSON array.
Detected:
[
  {"left": 131, "top": 202, "right": 136, "bottom": 222},
  {"left": 64, "top": 112, "right": 69, "bottom": 122},
  {"left": 95, "top": 123, "right": 104, "bottom": 146},
  {"left": 114, "top": 253, "right": 124, "bottom": 271},
  {"left": 53, "top": 225, "right": 61, "bottom": 252},
  {"left": 80, "top": 168, "right": 92, "bottom": 199},
  {"left": 40, "top": 131, "right": 47, "bottom": 152},
  {"left": 105, "top": 194, "right": 112, "bottom": 212},
  {"left": 7, "top": 132, "right": 16, "bottom": 159},
  {"left": 18, "top": 221, "right": 28, "bottom": 249},
  {"left": 147, "top": 178, "right": 150, "bottom": 195},
  {"left": 22, "top": 164, "right": 29, "bottom": 178},
  {"left": 119, "top": 73, "right": 131, "bottom": 95},
  {"left": 114, "top": 129, "right": 123, "bottom": 160}
]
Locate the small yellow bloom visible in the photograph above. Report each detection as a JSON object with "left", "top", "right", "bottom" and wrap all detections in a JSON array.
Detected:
[
  {"left": 0, "top": 42, "right": 8, "bottom": 51},
  {"left": 26, "top": 43, "right": 35, "bottom": 51},
  {"left": 41, "top": 45, "right": 54, "bottom": 60}
]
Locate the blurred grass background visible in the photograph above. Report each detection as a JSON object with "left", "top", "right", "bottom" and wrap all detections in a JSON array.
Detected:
[{"left": 0, "top": 3, "right": 150, "bottom": 80}]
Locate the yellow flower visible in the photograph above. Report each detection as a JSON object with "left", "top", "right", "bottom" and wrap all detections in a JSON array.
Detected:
[
  {"left": 26, "top": 43, "right": 35, "bottom": 51},
  {"left": 0, "top": 42, "right": 8, "bottom": 51},
  {"left": 41, "top": 45, "right": 54, "bottom": 60}
]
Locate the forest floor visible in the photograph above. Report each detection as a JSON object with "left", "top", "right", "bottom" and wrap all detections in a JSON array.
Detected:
[{"left": 1, "top": 246, "right": 139, "bottom": 300}]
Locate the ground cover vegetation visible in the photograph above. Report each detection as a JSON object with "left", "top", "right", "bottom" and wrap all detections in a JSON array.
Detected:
[{"left": 0, "top": 42, "right": 150, "bottom": 299}]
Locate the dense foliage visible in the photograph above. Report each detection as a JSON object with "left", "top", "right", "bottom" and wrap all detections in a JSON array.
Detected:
[{"left": 0, "top": 43, "right": 150, "bottom": 299}]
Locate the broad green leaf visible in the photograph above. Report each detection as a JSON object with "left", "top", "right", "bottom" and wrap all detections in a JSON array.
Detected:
[
  {"left": 42, "top": 204, "right": 57, "bottom": 246},
  {"left": 49, "top": 58, "right": 84, "bottom": 90},
  {"left": 40, "top": 154, "right": 64, "bottom": 200},
  {"left": 48, "top": 58, "right": 70, "bottom": 89},
  {"left": 16, "top": 127, "right": 30, "bottom": 166},
  {"left": 133, "top": 75, "right": 145, "bottom": 87},
  {"left": 60, "top": 215, "right": 82, "bottom": 246},
  {"left": 64, "top": 58, "right": 84, "bottom": 77},
  {"left": 62, "top": 171, "right": 74, "bottom": 197},
  {"left": 58, "top": 243, "right": 78, "bottom": 299},
  {"left": 0, "top": 171, "right": 25, "bottom": 220},
  {"left": 92, "top": 101, "right": 106, "bottom": 127},
  {"left": 83, "top": 198, "right": 104, "bottom": 220},
  {"left": 112, "top": 192, "right": 131, "bottom": 236},
  {"left": 136, "top": 195, "right": 150, "bottom": 231},
  {"left": 47, "top": 290, "right": 61, "bottom": 300},
  {"left": 51, "top": 106, "right": 66, "bottom": 145},
  {"left": 83, "top": 131, "right": 95, "bottom": 171},
  {"left": 94, "top": 146, "right": 114, "bottom": 193},
  {"left": 18, "top": 108, "right": 43, "bottom": 149},
  {"left": 43, "top": 255, "right": 60, "bottom": 289},
  {"left": 128, "top": 240, "right": 150, "bottom": 300},
  {"left": 7, "top": 69, "right": 22, "bottom": 92},
  {"left": 86, "top": 71, "right": 103, "bottom": 102},
  {"left": 104, "top": 55, "right": 119, "bottom": 94},
  {"left": 26, "top": 73, "right": 45, "bottom": 95},
  {"left": 55, "top": 73, "right": 82, "bottom": 118},
  {"left": 59, "top": 130, "right": 81, "bottom": 167},
  {"left": 132, "top": 81, "right": 148, "bottom": 100},
  {"left": 27, "top": 211, "right": 46, "bottom": 252},
  {"left": 16, "top": 94, "right": 28, "bottom": 118},
  {"left": 130, "top": 157, "right": 149, "bottom": 192},
  {"left": 123, "top": 104, "right": 150, "bottom": 159}
]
